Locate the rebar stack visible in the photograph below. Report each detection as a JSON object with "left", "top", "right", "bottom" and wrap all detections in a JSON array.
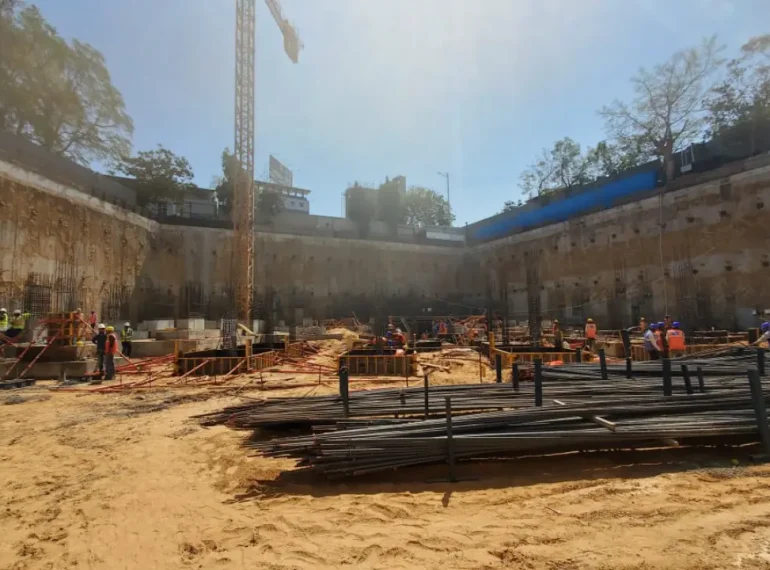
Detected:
[{"left": 200, "top": 346, "right": 770, "bottom": 479}]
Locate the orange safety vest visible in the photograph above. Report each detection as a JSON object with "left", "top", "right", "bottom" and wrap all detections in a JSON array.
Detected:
[
  {"left": 105, "top": 333, "right": 119, "bottom": 354},
  {"left": 667, "top": 329, "right": 685, "bottom": 351},
  {"left": 585, "top": 323, "right": 597, "bottom": 339}
]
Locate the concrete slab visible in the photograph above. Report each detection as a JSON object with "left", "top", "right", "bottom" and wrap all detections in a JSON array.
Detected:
[
  {"left": 177, "top": 318, "right": 204, "bottom": 331},
  {"left": 129, "top": 337, "right": 224, "bottom": 357},
  {"left": 0, "top": 359, "right": 97, "bottom": 380},
  {"left": 138, "top": 320, "right": 175, "bottom": 332},
  {"left": 154, "top": 329, "right": 221, "bottom": 341}
]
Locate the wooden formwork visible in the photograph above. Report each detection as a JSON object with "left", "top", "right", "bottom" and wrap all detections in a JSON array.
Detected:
[
  {"left": 494, "top": 349, "right": 577, "bottom": 368},
  {"left": 338, "top": 352, "right": 417, "bottom": 377},
  {"left": 285, "top": 341, "right": 305, "bottom": 358},
  {"left": 630, "top": 344, "right": 732, "bottom": 361},
  {"left": 175, "top": 350, "right": 278, "bottom": 377}
]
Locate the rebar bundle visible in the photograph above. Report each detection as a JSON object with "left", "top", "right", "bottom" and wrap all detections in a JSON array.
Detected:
[{"left": 199, "top": 346, "right": 770, "bottom": 479}]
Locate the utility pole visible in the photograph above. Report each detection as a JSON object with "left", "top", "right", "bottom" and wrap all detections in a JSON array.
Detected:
[{"left": 437, "top": 171, "right": 450, "bottom": 209}]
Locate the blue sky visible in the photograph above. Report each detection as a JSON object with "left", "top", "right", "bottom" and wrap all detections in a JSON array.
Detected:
[{"left": 34, "top": 0, "right": 770, "bottom": 224}]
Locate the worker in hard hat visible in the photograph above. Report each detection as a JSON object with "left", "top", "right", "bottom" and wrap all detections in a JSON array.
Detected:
[
  {"left": 584, "top": 318, "right": 597, "bottom": 351},
  {"left": 92, "top": 324, "right": 108, "bottom": 379},
  {"left": 5, "top": 309, "right": 30, "bottom": 339},
  {"left": 753, "top": 322, "right": 770, "bottom": 346},
  {"left": 644, "top": 323, "right": 662, "bottom": 360},
  {"left": 0, "top": 308, "right": 7, "bottom": 333},
  {"left": 104, "top": 326, "right": 119, "bottom": 380},
  {"left": 120, "top": 322, "right": 134, "bottom": 357},
  {"left": 393, "top": 328, "right": 406, "bottom": 348},
  {"left": 656, "top": 321, "right": 669, "bottom": 358},
  {"left": 666, "top": 321, "right": 686, "bottom": 357}
]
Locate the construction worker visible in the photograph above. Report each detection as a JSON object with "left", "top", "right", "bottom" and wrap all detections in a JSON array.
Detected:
[
  {"left": 664, "top": 315, "right": 672, "bottom": 331},
  {"left": 92, "top": 324, "right": 107, "bottom": 378},
  {"left": 584, "top": 318, "right": 597, "bottom": 351},
  {"left": 552, "top": 319, "right": 564, "bottom": 348},
  {"left": 393, "top": 328, "right": 406, "bottom": 348},
  {"left": 645, "top": 323, "right": 662, "bottom": 360},
  {"left": 6, "top": 309, "right": 29, "bottom": 339},
  {"left": 666, "top": 321, "right": 686, "bottom": 357},
  {"left": 104, "top": 326, "right": 119, "bottom": 380},
  {"left": 752, "top": 322, "right": 770, "bottom": 346},
  {"left": 88, "top": 310, "right": 98, "bottom": 331},
  {"left": 438, "top": 320, "right": 448, "bottom": 335},
  {"left": 0, "top": 308, "right": 7, "bottom": 333},
  {"left": 121, "top": 322, "right": 133, "bottom": 357},
  {"left": 656, "top": 321, "right": 669, "bottom": 358}
]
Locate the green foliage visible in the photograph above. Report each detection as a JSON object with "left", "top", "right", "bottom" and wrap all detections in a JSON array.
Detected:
[
  {"left": 214, "top": 148, "right": 241, "bottom": 214},
  {"left": 518, "top": 137, "right": 594, "bottom": 198},
  {"left": 0, "top": 3, "right": 133, "bottom": 165},
  {"left": 600, "top": 36, "right": 723, "bottom": 180},
  {"left": 113, "top": 145, "right": 194, "bottom": 206},
  {"left": 587, "top": 140, "right": 645, "bottom": 178},
  {"left": 705, "top": 34, "right": 770, "bottom": 154},
  {"left": 500, "top": 200, "right": 522, "bottom": 213},
  {"left": 402, "top": 186, "right": 454, "bottom": 227}
]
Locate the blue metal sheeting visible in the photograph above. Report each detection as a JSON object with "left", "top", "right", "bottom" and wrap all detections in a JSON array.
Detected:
[{"left": 472, "top": 168, "right": 659, "bottom": 242}]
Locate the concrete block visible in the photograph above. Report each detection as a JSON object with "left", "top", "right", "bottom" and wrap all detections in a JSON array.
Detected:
[
  {"left": 138, "top": 320, "right": 175, "bottom": 332},
  {"left": 154, "top": 329, "right": 221, "bottom": 341},
  {"left": 177, "top": 318, "right": 204, "bottom": 331},
  {"left": 131, "top": 330, "right": 150, "bottom": 340},
  {"left": 205, "top": 320, "right": 219, "bottom": 330}
]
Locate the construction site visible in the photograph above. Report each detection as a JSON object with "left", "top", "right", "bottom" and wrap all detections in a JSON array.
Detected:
[{"left": 3, "top": 1, "right": 770, "bottom": 570}]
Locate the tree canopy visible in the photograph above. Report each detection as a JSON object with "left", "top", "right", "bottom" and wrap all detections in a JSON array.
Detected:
[
  {"left": 705, "top": 34, "right": 770, "bottom": 154},
  {"left": 402, "top": 186, "right": 454, "bottom": 227},
  {"left": 0, "top": 2, "right": 133, "bottom": 165},
  {"left": 600, "top": 36, "right": 723, "bottom": 180},
  {"left": 518, "top": 137, "right": 596, "bottom": 198},
  {"left": 113, "top": 145, "right": 194, "bottom": 206},
  {"left": 503, "top": 35, "right": 737, "bottom": 211}
]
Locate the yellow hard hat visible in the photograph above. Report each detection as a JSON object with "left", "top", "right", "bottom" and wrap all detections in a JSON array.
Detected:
[
  {"left": 106, "top": 325, "right": 115, "bottom": 332},
  {"left": 586, "top": 318, "right": 594, "bottom": 323}
]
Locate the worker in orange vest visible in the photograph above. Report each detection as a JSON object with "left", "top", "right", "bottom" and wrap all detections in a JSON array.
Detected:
[
  {"left": 666, "top": 321, "right": 686, "bottom": 357},
  {"left": 104, "top": 325, "right": 119, "bottom": 380},
  {"left": 584, "top": 318, "right": 597, "bottom": 351}
]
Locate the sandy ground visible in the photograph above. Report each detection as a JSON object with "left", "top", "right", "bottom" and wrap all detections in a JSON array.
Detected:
[{"left": 3, "top": 350, "right": 770, "bottom": 569}]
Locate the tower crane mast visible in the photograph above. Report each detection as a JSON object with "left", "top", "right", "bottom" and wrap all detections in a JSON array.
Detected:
[{"left": 232, "top": 0, "right": 301, "bottom": 324}]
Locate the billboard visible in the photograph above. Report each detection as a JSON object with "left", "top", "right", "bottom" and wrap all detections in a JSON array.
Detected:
[{"left": 269, "top": 155, "right": 293, "bottom": 187}]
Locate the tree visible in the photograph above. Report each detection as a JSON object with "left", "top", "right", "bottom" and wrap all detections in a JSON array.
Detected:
[
  {"left": 213, "top": 148, "right": 241, "bottom": 214},
  {"left": 587, "top": 140, "right": 645, "bottom": 178},
  {"left": 113, "top": 145, "right": 194, "bottom": 206},
  {"left": 501, "top": 201, "right": 516, "bottom": 213},
  {"left": 518, "top": 147, "right": 557, "bottom": 198},
  {"left": 518, "top": 137, "right": 595, "bottom": 197},
  {"left": 402, "top": 186, "right": 454, "bottom": 227},
  {"left": 551, "top": 137, "right": 594, "bottom": 188},
  {"left": 600, "top": 36, "right": 723, "bottom": 181},
  {"left": 705, "top": 34, "right": 770, "bottom": 155},
  {"left": 0, "top": 3, "right": 133, "bottom": 165}
]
